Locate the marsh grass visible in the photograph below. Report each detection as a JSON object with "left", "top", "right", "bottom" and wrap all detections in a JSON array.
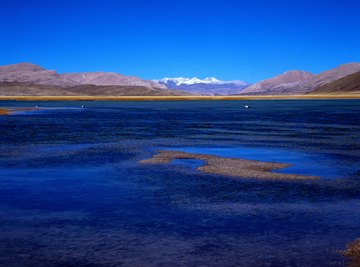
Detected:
[
  {"left": 0, "top": 108, "right": 9, "bottom": 115},
  {"left": 342, "top": 239, "right": 360, "bottom": 267}
]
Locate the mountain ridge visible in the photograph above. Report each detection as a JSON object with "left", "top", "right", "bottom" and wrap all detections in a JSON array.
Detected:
[
  {"left": 1, "top": 62, "right": 359, "bottom": 96},
  {"left": 240, "top": 70, "right": 315, "bottom": 95},
  {"left": 0, "top": 81, "right": 186, "bottom": 96},
  {"left": 308, "top": 71, "right": 360, "bottom": 94},
  {"left": 0, "top": 63, "right": 166, "bottom": 89},
  {"left": 240, "top": 63, "right": 360, "bottom": 95}
]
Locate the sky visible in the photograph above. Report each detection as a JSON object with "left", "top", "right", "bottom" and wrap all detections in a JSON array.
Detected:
[{"left": 0, "top": 0, "right": 359, "bottom": 83}]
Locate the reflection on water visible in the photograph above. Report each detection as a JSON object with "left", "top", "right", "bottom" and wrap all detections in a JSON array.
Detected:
[{"left": 0, "top": 100, "right": 360, "bottom": 266}]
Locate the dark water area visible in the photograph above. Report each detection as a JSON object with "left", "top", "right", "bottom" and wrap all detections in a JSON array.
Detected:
[{"left": 0, "top": 100, "right": 359, "bottom": 266}]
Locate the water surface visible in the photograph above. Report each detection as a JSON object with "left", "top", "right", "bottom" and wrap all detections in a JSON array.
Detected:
[{"left": 0, "top": 100, "right": 359, "bottom": 266}]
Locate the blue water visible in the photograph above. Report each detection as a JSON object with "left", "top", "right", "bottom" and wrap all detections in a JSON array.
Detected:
[{"left": 0, "top": 100, "right": 360, "bottom": 266}]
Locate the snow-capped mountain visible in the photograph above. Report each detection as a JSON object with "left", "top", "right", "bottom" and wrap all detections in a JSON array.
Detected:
[
  {"left": 155, "top": 77, "right": 250, "bottom": 95},
  {"left": 158, "top": 77, "right": 247, "bottom": 86}
]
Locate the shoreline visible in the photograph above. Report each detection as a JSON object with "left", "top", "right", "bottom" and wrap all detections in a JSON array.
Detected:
[
  {"left": 140, "top": 150, "right": 318, "bottom": 181},
  {"left": 0, "top": 94, "right": 360, "bottom": 101}
]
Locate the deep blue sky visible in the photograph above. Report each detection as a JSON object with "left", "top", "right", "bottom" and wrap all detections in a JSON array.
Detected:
[{"left": 0, "top": 0, "right": 359, "bottom": 82}]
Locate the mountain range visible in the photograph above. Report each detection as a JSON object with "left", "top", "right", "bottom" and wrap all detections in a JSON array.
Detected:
[
  {"left": 0, "top": 63, "right": 183, "bottom": 96},
  {"left": 62, "top": 72, "right": 167, "bottom": 89},
  {"left": 308, "top": 71, "right": 360, "bottom": 94},
  {"left": 240, "top": 63, "right": 360, "bottom": 95},
  {"left": 0, "top": 62, "right": 359, "bottom": 96},
  {"left": 155, "top": 77, "right": 250, "bottom": 95},
  {"left": 0, "top": 63, "right": 166, "bottom": 89}
]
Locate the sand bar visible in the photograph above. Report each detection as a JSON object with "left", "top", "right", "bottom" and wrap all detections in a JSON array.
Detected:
[
  {"left": 0, "top": 94, "right": 360, "bottom": 101},
  {"left": 140, "top": 150, "right": 318, "bottom": 181}
]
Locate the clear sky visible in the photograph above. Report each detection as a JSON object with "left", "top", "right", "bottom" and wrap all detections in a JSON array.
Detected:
[{"left": 0, "top": 0, "right": 359, "bottom": 82}]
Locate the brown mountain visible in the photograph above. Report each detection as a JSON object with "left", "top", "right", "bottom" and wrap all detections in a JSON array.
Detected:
[
  {"left": 0, "top": 82, "right": 186, "bottom": 96},
  {"left": 0, "top": 63, "right": 167, "bottom": 90},
  {"left": 240, "top": 70, "right": 314, "bottom": 95},
  {"left": 295, "top": 63, "right": 360, "bottom": 93},
  {"left": 308, "top": 71, "right": 360, "bottom": 94},
  {"left": 0, "top": 63, "right": 78, "bottom": 87},
  {"left": 63, "top": 72, "right": 166, "bottom": 89},
  {"left": 0, "top": 62, "right": 44, "bottom": 73},
  {"left": 241, "top": 63, "right": 360, "bottom": 95}
]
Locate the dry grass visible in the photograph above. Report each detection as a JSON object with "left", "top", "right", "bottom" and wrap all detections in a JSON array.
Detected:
[
  {"left": 140, "top": 150, "right": 318, "bottom": 181},
  {"left": 0, "top": 107, "right": 39, "bottom": 115},
  {"left": 0, "top": 108, "right": 9, "bottom": 115},
  {"left": 342, "top": 239, "right": 360, "bottom": 267},
  {"left": 0, "top": 94, "right": 360, "bottom": 101}
]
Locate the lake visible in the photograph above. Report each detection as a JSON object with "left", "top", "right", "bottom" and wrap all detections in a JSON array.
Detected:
[{"left": 0, "top": 100, "right": 359, "bottom": 266}]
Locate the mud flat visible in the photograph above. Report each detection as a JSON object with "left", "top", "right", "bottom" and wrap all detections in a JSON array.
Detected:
[{"left": 140, "top": 150, "right": 318, "bottom": 181}]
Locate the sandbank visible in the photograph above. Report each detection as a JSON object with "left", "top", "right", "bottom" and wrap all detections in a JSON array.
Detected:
[{"left": 140, "top": 150, "right": 318, "bottom": 181}]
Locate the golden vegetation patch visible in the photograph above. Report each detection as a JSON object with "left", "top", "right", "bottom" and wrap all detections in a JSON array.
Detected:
[
  {"left": 0, "top": 108, "right": 9, "bottom": 115},
  {"left": 0, "top": 94, "right": 359, "bottom": 101},
  {"left": 140, "top": 150, "right": 318, "bottom": 181},
  {"left": 342, "top": 239, "right": 360, "bottom": 267}
]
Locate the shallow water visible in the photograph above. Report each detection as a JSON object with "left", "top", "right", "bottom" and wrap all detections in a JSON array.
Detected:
[{"left": 0, "top": 100, "right": 360, "bottom": 266}]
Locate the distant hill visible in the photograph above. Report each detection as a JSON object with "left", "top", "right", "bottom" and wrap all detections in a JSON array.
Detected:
[
  {"left": 0, "top": 82, "right": 186, "bottom": 96},
  {"left": 241, "top": 63, "right": 360, "bottom": 95},
  {"left": 295, "top": 63, "right": 360, "bottom": 94},
  {"left": 0, "top": 62, "right": 44, "bottom": 73},
  {"left": 0, "top": 62, "right": 167, "bottom": 89},
  {"left": 0, "top": 63, "right": 179, "bottom": 96},
  {"left": 0, "top": 63, "right": 78, "bottom": 87},
  {"left": 240, "top": 70, "right": 314, "bottom": 95},
  {"left": 1, "top": 62, "right": 359, "bottom": 96},
  {"left": 156, "top": 77, "right": 250, "bottom": 95},
  {"left": 308, "top": 71, "right": 360, "bottom": 94},
  {"left": 63, "top": 72, "right": 167, "bottom": 89}
]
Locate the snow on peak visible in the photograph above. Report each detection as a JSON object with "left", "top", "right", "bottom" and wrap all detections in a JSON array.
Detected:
[
  {"left": 156, "top": 77, "right": 247, "bottom": 86},
  {"left": 159, "top": 77, "right": 220, "bottom": 85}
]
